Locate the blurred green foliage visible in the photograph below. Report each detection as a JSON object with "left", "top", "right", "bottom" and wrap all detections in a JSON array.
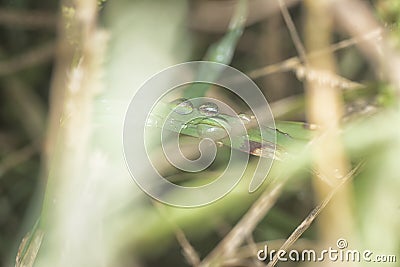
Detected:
[{"left": 1, "top": 1, "right": 399, "bottom": 267}]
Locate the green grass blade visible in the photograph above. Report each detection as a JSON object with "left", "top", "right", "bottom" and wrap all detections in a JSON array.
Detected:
[
  {"left": 183, "top": 0, "right": 248, "bottom": 98},
  {"left": 149, "top": 101, "right": 312, "bottom": 160}
]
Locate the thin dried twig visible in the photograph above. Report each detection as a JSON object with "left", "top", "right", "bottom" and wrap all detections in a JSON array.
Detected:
[
  {"left": 245, "top": 235, "right": 266, "bottom": 267},
  {"left": 188, "top": 0, "right": 301, "bottom": 33},
  {"left": 294, "top": 65, "right": 363, "bottom": 90},
  {"left": 266, "top": 163, "right": 363, "bottom": 267},
  {"left": 200, "top": 179, "right": 285, "bottom": 267},
  {"left": 228, "top": 238, "right": 315, "bottom": 261},
  {"left": 0, "top": 144, "right": 38, "bottom": 179},
  {"left": 154, "top": 202, "right": 201, "bottom": 267},
  {"left": 3, "top": 78, "right": 47, "bottom": 141},
  {"left": 175, "top": 228, "right": 201, "bottom": 267},
  {"left": 277, "top": 0, "right": 308, "bottom": 64},
  {"left": 248, "top": 29, "right": 382, "bottom": 79},
  {"left": 15, "top": 220, "right": 44, "bottom": 267},
  {"left": 332, "top": 0, "right": 400, "bottom": 98},
  {"left": 250, "top": 56, "right": 363, "bottom": 90},
  {"left": 0, "top": 9, "right": 57, "bottom": 29},
  {"left": 0, "top": 42, "right": 55, "bottom": 76}
]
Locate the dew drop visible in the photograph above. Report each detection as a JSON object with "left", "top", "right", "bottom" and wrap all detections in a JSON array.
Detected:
[
  {"left": 170, "top": 98, "right": 194, "bottom": 115},
  {"left": 197, "top": 124, "right": 227, "bottom": 140},
  {"left": 198, "top": 102, "right": 219, "bottom": 117}
]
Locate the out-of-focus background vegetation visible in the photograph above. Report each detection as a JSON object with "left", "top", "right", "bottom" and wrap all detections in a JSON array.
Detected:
[
  {"left": 0, "top": 0, "right": 399, "bottom": 266},
  {"left": 0, "top": 0, "right": 56, "bottom": 264}
]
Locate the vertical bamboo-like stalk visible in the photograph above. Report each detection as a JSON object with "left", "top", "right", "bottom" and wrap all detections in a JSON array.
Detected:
[
  {"left": 304, "top": 0, "right": 358, "bottom": 265},
  {"left": 34, "top": 0, "right": 108, "bottom": 266},
  {"left": 41, "top": 0, "right": 99, "bottom": 227}
]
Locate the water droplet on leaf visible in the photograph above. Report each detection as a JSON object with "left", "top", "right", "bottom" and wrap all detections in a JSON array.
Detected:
[
  {"left": 198, "top": 102, "right": 219, "bottom": 117},
  {"left": 197, "top": 124, "right": 227, "bottom": 140},
  {"left": 170, "top": 98, "right": 194, "bottom": 115}
]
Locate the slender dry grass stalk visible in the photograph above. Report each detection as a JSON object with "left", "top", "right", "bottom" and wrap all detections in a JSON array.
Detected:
[
  {"left": 294, "top": 65, "right": 363, "bottom": 90},
  {"left": 199, "top": 179, "right": 285, "bottom": 267},
  {"left": 278, "top": 0, "right": 308, "bottom": 64},
  {"left": 2, "top": 78, "right": 46, "bottom": 140},
  {"left": 35, "top": 0, "right": 109, "bottom": 266},
  {"left": 0, "top": 43, "right": 55, "bottom": 77},
  {"left": 225, "top": 238, "right": 315, "bottom": 263},
  {"left": 0, "top": 9, "right": 57, "bottom": 29},
  {"left": 304, "top": 1, "right": 357, "bottom": 266},
  {"left": 332, "top": 0, "right": 400, "bottom": 99},
  {"left": 175, "top": 229, "right": 201, "bottom": 267},
  {"left": 247, "top": 29, "right": 382, "bottom": 79},
  {"left": 266, "top": 164, "right": 362, "bottom": 267},
  {"left": 154, "top": 202, "right": 201, "bottom": 267},
  {"left": 0, "top": 144, "right": 38, "bottom": 179},
  {"left": 0, "top": 76, "right": 45, "bottom": 179}
]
